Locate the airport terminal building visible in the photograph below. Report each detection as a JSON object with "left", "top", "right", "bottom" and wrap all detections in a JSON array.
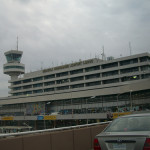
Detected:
[{"left": 0, "top": 49, "right": 150, "bottom": 129}]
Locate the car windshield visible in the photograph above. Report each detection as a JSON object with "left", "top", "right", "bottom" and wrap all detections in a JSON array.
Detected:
[{"left": 104, "top": 115, "right": 150, "bottom": 132}]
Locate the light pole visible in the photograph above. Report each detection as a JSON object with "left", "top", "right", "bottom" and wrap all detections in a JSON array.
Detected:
[
  {"left": 86, "top": 96, "right": 95, "bottom": 124},
  {"left": 44, "top": 101, "right": 51, "bottom": 129},
  {"left": 23, "top": 122, "right": 31, "bottom": 131},
  {"left": 130, "top": 90, "right": 133, "bottom": 111}
]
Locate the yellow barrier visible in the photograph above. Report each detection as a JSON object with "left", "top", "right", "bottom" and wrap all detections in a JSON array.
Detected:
[{"left": 113, "top": 112, "right": 131, "bottom": 119}]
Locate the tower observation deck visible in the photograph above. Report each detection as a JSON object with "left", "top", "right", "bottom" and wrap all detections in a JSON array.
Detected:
[{"left": 3, "top": 50, "right": 25, "bottom": 80}]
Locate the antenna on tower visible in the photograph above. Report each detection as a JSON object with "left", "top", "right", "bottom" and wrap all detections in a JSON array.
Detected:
[
  {"left": 129, "top": 41, "right": 132, "bottom": 56},
  {"left": 17, "top": 36, "right": 19, "bottom": 51}
]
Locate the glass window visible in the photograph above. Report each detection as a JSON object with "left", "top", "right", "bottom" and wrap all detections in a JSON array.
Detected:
[
  {"left": 86, "top": 81, "right": 101, "bottom": 87},
  {"left": 70, "top": 69, "right": 83, "bottom": 75},
  {"left": 120, "top": 58, "right": 138, "bottom": 66},
  {"left": 44, "top": 74, "right": 55, "bottom": 79},
  {"left": 57, "top": 86, "right": 69, "bottom": 90},
  {"left": 33, "top": 77, "right": 43, "bottom": 81},
  {"left": 85, "top": 73, "right": 100, "bottom": 80},
  {"left": 140, "top": 56, "right": 150, "bottom": 62},
  {"left": 102, "top": 62, "right": 118, "bottom": 69},
  {"left": 33, "top": 89, "right": 43, "bottom": 93},
  {"left": 103, "top": 78, "right": 119, "bottom": 84},
  {"left": 70, "top": 76, "right": 84, "bottom": 82},
  {"left": 102, "top": 70, "right": 118, "bottom": 77},
  {"left": 56, "top": 79, "right": 69, "bottom": 84},
  {"left": 33, "top": 83, "right": 43, "bottom": 88},
  {"left": 4, "top": 66, "right": 24, "bottom": 69},
  {"left": 6, "top": 54, "right": 22, "bottom": 62},
  {"left": 105, "top": 116, "right": 150, "bottom": 132},
  {"left": 85, "top": 66, "right": 100, "bottom": 72},
  {"left": 44, "top": 88, "right": 54, "bottom": 92},
  {"left": 44, "top": 81, "right": 55, "bottom": 86},
  {"left": 120, "top": 67, "right": 139, "bottom": 74},
  {"left": 13, "top": 81, "right": 21, "bottom": 85},
  {"left": 141, "top": 65, "right": 150, "bottom": 71},
  {"left": 71, "top": 84, "right": 84, "bottom": 89},
  {"left": 56, "top": 72, "right": 68, "bottom": 77}
]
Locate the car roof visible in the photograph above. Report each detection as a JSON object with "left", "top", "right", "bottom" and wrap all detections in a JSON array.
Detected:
[{"left": 119, "top": 113, "right": 150, "bottom": 118}]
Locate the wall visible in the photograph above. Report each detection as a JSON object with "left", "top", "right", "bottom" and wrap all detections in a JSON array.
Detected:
[{"left": 0, "top": 123, "right": 108, "bottom": 150}]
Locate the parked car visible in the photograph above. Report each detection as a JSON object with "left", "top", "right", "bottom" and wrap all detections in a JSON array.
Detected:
[{"left": 94, "top": 113, "right": 150, "bottom": 150}]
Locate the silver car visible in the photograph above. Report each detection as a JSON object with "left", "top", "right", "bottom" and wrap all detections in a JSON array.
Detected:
[{"left": 94, "top": 113, "right": 150, "bottom": 150}]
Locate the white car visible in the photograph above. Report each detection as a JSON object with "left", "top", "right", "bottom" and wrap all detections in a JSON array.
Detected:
[{"left": 94, "top": 113, "right": 150, "bottom": 150}]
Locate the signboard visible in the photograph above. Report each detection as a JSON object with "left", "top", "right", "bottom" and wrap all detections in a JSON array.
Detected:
[
  {"left": 2, "top": 117, "right": 14, "bottom": 120},
  {"left": 37, "top": 116, "right": 44, "bottom": 120},
  {"left": 44, "top": 115, "right": 56, "bottom": 120}
]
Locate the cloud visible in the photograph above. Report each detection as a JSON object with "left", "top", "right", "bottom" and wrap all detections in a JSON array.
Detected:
[{"left": 0, "top": 0, "right": 150, "bottom": 97}]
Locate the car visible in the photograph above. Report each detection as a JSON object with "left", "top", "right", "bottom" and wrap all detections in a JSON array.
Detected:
[{"left": 94, "top": 113, "right": 150, "bottom": 150}]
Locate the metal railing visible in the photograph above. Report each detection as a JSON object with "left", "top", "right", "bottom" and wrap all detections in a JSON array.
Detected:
[{"left": 0, "top": 121, "right": 110, "bottom": 139}]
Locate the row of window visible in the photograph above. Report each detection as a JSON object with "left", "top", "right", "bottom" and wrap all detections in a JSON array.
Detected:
[
  {"left": 4, "top": 66, "right": 24, "bottom": 70},
  {"left": 6, "top": 54, "right": 22, "bottom": 63},
  {"left": 12, "top": 73, "right": 150, "bottom": 95},
  {"left": 9, "top": 89, "right": 150, "bottom": 105},
  {"left": 13, "top": 64, "right": 150, "bottom": 86},
  {"left": 12, "top": 65, "right": 150, "bottom": 91}
]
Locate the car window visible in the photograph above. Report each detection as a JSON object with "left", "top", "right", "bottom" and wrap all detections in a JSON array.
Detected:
[{"left": 104, "top": 116, "right": 150, "bottom": 132}]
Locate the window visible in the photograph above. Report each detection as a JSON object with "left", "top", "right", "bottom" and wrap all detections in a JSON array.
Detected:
[
  {"left": 13, "top": 81, "right": 21, "bottom": 85},
  {"left": 33, "top": 89, "right": 43, "bottom": 94},
  {"left": 13, "top": 87, "right": 22, "bottom": 91},
  {"left": 85, "top": 66, "right": 100, "bottom": 72},
  {"left": 120, "top": 58, "right": 138, "bottom": 66},
  {"left": 71, "top": 84, "right": 84, "bottom": 89},
  {"left": 23, "top": 79, "right": 32, "bottom": 83},
  {"left": 120, "top": 67, "right": 139, "bottom": 74},
  {"left": 56, "top": 79, "right": 69, "bottom": 84},
  {"left": 33, "top": 77, "right": 43, "bottom": 81},
  {"left": 56, "top": 72, "right": 68, "bottom": 77},
  {"left": 85, "top": 73, "right": 100, "bottom": 80},
  {"left": 140, "top": 56, "right": 150, "bottom": 62},
  {"left": 4, "top": 66, "right": 24, "bottom": 69},
  {"left": 121, "top": 75, "right": 139, "bottom": 82},
  {"left": 44, "top": 81, "right": 55, "bottom": 86},
  {"left": 23, "top": 85, "right": 32, "bottom": 89},
  {"left": 44, "top": 74, "right": 55, "bottom": 80},
  {"left": 141, "top": 65, "right": 150, "bottom": 71},
  {"left": 70, "top": 76, "right": 84, "bottom": 82},
  {"left": 86, "top": 81, "right": 101, "bottom": 87},
  {"left": 70, "top": 69, "right": 83, "bottom": 75},
  {"left": 103, "top": 78, "right": 119, "bottom": 84},
  {"left": 57, "top": 86, "right": 69, "bottom": 90},
  {"left": 44, "top": 88, "right": 54, "bottom": 92},
  {"left": 33, "top": 83, "right": 43, "bottom": 88},
  {"left": 6, "top": 53, "right": 22, "bottom": 62},
  {"left": 141, "top": 74, "right": 150, "bottom": 79},
  {"left": 23, "top": 91, "right": 32, "bottom": 95},
  {"left": 102, "top": 70, "right": 118, "bottom": 77},
  {"left": 102, "top": 62, "right": 118, "bottom": 69}
]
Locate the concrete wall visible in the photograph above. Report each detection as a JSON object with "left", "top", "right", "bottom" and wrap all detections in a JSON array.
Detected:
[{"left": 0, "top": 123, "right": 108, "bottom": 150}]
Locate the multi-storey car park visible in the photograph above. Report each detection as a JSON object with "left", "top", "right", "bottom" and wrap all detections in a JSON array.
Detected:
[{"left": 0, "top": 49, "right": 150, "bottom": 130}]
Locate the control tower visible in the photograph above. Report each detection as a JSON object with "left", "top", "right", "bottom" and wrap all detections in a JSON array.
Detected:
[{"left": 3, "top": 50, "right": 25, "bottom": 80}]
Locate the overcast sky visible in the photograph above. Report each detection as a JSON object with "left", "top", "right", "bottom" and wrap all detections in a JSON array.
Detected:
[{"left": 0, "top": 0, "right": 150, "bottom": 97}]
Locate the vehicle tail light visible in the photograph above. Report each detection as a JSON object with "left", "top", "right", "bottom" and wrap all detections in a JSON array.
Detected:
[
  {"left": 143, "top": 138, "right": 150, "bottom": 150},
  {"left": 94, "top": 138, "right": 101, "bottom": 150}
]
